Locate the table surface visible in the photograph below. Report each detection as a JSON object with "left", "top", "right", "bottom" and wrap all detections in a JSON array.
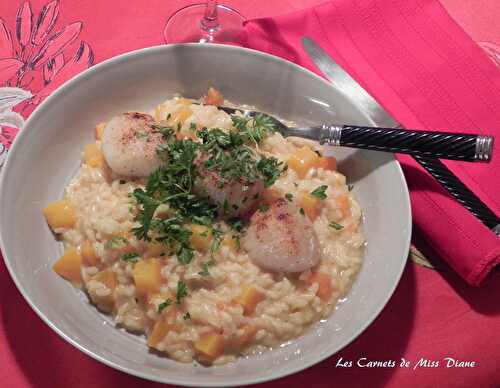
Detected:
[{"left": 0, "top": 1, "right": 499, "bottom": 388}]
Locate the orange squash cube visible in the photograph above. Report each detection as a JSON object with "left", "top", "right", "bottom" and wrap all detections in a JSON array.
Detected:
[
  {"left": 146, "top": 291, "right": 172, "bottom": 311},
  {"left": 308, "top": 271, "right": 333, "bottom": 302},
  {"left": 315, "top": 156, "right": 337, "bottom": 171},
  {"left": 222, "top": 234, "right": 239, "bottom": 253},
  {"left": 80, "top": 241, "right": 100, "bottom": 267},
  {"left": 144, "top": 242, "right": 167, "bottom": 258},
  {"left": 133, "top": 258, "right": 163, "bottom": 297},
  {"left": 299, "top": 193, "right": 322, "bottom": 220},
  {"left": 336, "top": 194, "right": 351, "bottom": 218},
  {"left": 177, "top": 97, "right": 192, "bottom": 106},
  {"left": 189, "top": 224, "right": 212, "bottom": 252},
  {"left": 175, "top": 130, "right": 198, "bottom": 141},
  {"left": 234, "top": 286, "right": 265, "bottom": 315},
  {"left": 287, "top": 146, "right": 319, "bottom": 178},
  {"left": 89, "top": 269, "right": 117, "bottom": 310},
  {"left": 95, "top": 122, "right": 106, "bottom": 140},
  {"left": 194, "top": 332, "right": 225, "bottom": 360},
  {"left": 204, "top": 87, "right": 224, "bottom": 106},
  {"left": 53, "top": 247, "right": 82, "bottom": 283},
  {"left": 169, "top": 106, "right": 192, "bottom": 126},
  {"left": 236, "top": 325, "right": 258, "bottom": 347},
  {"left": 43, "top": 200, "right": 77, "bottom": 229},
  {"left": 83, "top": 143, "right": 105, "bottom": 168}
]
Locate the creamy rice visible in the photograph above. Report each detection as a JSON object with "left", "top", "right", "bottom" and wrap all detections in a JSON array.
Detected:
[{"left": 49, "top": 95, "right": 365, "bottom": 364}]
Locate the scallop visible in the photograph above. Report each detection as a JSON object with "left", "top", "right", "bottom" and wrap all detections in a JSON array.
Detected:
[
  {"left": 242, "top": 198, "right": 320, "bottom": 272},
  {"left": 195, "top": 165, "right": 264, "bottom": 218},
  {"left": 101, "top": 112, "right": 163, "bottom": 178}
]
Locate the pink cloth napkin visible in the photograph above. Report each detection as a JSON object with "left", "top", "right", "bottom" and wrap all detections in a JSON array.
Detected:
[{"left": 243, "top": 0, "right": 500, "bottom": 286}]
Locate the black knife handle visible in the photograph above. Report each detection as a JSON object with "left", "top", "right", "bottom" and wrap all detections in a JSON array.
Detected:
[
  {"left": 319, "top": 125, "right": 493, "bottom": 162},
  {"left": 412, "top": 156, "right": 500, "bottom": 231}
]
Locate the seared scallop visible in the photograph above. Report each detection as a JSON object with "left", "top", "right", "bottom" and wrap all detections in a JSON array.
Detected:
[
  {"left": 242, "top": 198, "right": 320, "bottom": 272},
  {"left": 101, "top": 112, "right": 162, "bottom": 178},
  {"left": 195, "top": 165, "right": 264, "bottom": 218}
]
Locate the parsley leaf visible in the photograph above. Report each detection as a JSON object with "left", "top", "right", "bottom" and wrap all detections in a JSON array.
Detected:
[
  {"left": 285, "top": 193, "right": 293, "bottom": 202},
  {"left": 176, "top": 281, "right": 188, "bottom": 305},
  {"left": 257, "top": 157, "right": 287, "bottom": 188},
  {"left": 131, "top": 188, "right": 161, "bottom": 241},
  {"left": 258, "top": 204, "right": 269, "bottom": 212},
  {"left": 311, "top": 185, "right": 328, "bottom": 199},
  {"left": 122, "top": 252, "right": 139, "bottom": 263},
  {"left": 329, "top": 221, "right": 344, "bottom": 230},
  {"left": 347, "top": 184, "right": 354, "bottom": 191},
  {"left": 135, "top": 132, "right": 149, "bottom": 140},
  {"left": 299, "top": 207, "right": 305, "bottom": 216},
  {"left": 198, "top": 260, "right": 215, "bottom": 277},
  {"left": 158, "top": 298, "right": 172, "bottom": 313},
  {"left": 104, "top": 236, "right": 128, "bottom": 249},
  {"left": 183, "top": 312, "right": 191, "bottom": 320}
]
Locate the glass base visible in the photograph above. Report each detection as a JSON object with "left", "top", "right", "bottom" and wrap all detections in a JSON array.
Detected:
[{"left": 164, "top": 4, "right": 245, "bottom": 44}]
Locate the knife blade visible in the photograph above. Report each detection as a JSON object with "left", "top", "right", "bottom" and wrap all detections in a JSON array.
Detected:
[{"left": 301, "top": 36, "right": 500, "bottom": 234}]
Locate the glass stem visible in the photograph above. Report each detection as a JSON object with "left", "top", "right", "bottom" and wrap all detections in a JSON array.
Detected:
[{"left": 200, "top": 0, "right": 220, "bottom": 33}]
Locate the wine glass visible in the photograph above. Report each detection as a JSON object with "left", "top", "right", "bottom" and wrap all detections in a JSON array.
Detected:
[{"left": 164, "top": 0, "right": 245, "bottom": 44}]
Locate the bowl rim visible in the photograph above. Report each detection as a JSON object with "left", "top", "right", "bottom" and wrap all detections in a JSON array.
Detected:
[{"left": 0, "top": 43, "right": 412, "bottom": 387}]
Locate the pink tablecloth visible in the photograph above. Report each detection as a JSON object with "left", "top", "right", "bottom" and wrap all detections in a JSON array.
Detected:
[{"left": 1, "top": 1, "right": 500, "bottom": 387}]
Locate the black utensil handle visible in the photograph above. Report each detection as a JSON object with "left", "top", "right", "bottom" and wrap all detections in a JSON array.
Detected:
[
  {"left": 413, "top": 156, "right": 500, "bottom": 231},
  {"left": 320, "top": 125, "right": 493, "bottom": 162}
]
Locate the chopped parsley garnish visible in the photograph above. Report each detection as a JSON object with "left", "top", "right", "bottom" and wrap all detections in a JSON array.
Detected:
[
  {"left": 176, "top": 281, "right": 188, "bottom": 305},
  {"left": 122, "top": 252, "right": 139, "bottom": 263},
  {"left": 285, "top": 193, "right": 293, "bottom": 202},
  {"left": 198, "top": 260, "right": 215, "bottom": 277},
  {"left": 329, "top": 221, "right": 344, "bottom": 230},
  {"left": 183, "top": 312, "right": 191, "bottom": 320},
  {"left": 311, "top": 185, "right": 328, "bottom": 199},
  {"left": 210, "top": 226, "right": 224, "bottom": 256},
  {"left": 258, "top": 204, "right": 269, "bottom": 213},
  {"left": 228, "top": 217, "right": 246, "bottom": 232},
  {"left": 135, "top": 131, "right": 149, "bottom": 140},
  {"left": 151, "top": 124, "right": 174, "bottom": 139},
  {"left": 104, "top": 236, "right": 128, "bottom": 249},
  {"left": 130, "top": 112, "right": 283, "bottom": 268},
  {"left": 158, "top": 298, "right": 172, "bottom": 313},
  {"left": 119, "top": 179, "right": 126, "bottom": 184},
  {"left": 347, "top": 184, "right": 354, "bottom": 191},
  {"left": 299, "top": 207, "right": 305, "bottom": 216},
  {"left": 257, "top": 157, "right": 287, "bottom": 188}
]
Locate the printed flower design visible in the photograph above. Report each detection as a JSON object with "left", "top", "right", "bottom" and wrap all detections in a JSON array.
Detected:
[{"left": 0, "top": 1, "right": 94, "bottom": 166}]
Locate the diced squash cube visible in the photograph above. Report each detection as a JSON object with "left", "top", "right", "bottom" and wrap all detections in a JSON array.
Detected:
[
  {"left": 287, "top": 146, "right": 319, "bottom": 178},
  {"left": 236, "top": 325, "right": 258, "bottom": 347},
  {"left": 83, "top": 143, "right": 105, "bottom": 168},
  {"left": 95, "top": 122, "right": 106, "bottom": 140},
  {"left": 148, "top": 320, "right": 182, "bottom": 348},
  {"left": 176, "top": 130, "right": 198, "bottom": 141},
  {"left": 204, "top": 87, "right": 224, "bottom": 106},
  {"left": 299, "top": 193, "right": 322, "bottom": 220},
  {"left": 189, "top": 224, "right": 212, "bottom": 252},
  {"left": 53, "top": 247, "right": 82, "bottom": 283},
  {"left": 234, "top": 286, "right": 265, "bottom": 315},
  {"left": 177, "top": 97, "right": 192, "bottom": 106},
  {"left": 194, "top": 332, "right": 225, "bottom": 360},
  {"left": 315, "top": 156, "right": 337, "bottom": 171},
  {"left": 169, "top": 106, "right": 193, "bottom": 126},
  {"left": 146, "top": 291, "right": 172, "bottom": 311},
  {"left": 43, "top": 200, "right": 77, "bottom": 229},
  {"left": 90, "top": 269, "right": 117, "bottom": 310},
  {"left": 80, "top": 241, "right": 100, "bottom": 267},
  {"left": 308, "top": 271, "right": 333, "bottom": 302},
  {"left": 336, "top": 194, "right": 351, "bottom": 218},
  {"left": 133, "top": 258, "right": 163, "bottom": 297},
  {"left": 222, "top": 234, "right": 239, "bottom": 253},
  {"left": 144, "top": 242, "right": 166, "bottom": 258}
]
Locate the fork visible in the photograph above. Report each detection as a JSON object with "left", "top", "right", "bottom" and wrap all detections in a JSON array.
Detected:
[{"left": 215, "top": 106, "right": 494, "bottom": 163}]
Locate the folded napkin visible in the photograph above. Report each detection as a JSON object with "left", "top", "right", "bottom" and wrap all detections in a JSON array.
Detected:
[{"left": 243, "top": 0, "right": 500, "bottom": 285}]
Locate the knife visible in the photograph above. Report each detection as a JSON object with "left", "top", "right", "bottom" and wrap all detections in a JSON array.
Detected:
[{"left": 301, "top": 36, "right": 500, "bottom": 234}]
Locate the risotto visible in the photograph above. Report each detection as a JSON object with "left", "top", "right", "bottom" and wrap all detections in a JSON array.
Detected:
[{"left": 43, "top": 88, "right": 365, "bottom": 365}]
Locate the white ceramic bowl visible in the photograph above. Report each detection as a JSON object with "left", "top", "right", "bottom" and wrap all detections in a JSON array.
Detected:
[{"left": 0, "top": 44, "right": 411, "bottom": 387}]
